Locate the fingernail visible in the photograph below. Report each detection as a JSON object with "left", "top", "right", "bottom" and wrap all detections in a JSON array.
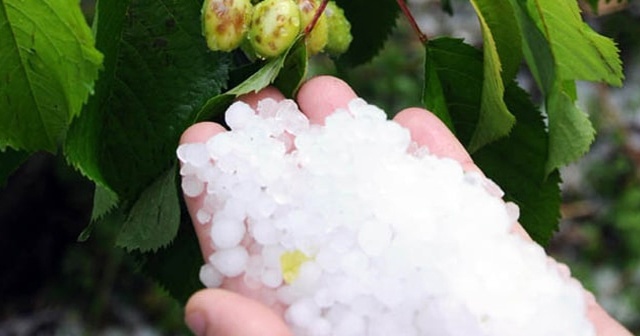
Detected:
[{"left": 185, "top": 311, "right": 206, "bottom": 336}]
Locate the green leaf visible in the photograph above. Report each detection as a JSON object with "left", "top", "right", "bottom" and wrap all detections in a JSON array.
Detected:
[
  {"left": 91, "top": 183, "right": 119, "bottom": 222},
  {"left": 117, "top": 165, "right": 180, "bottom": 252},
  {"left": 509, "top": 0, "right": 601, "bottom": 172},
  {"left": 508, "top": 0, "right": 555, "bottom": 94},
  {"left": 196, "top": 94, "right": 236, "bottom": 124},
  {"left": 335, "top": 0, "right": 400, "bottom": 67},
  {"left": 63, "top": 0, "right": 130, "bottom": 191},
  {"left": 474, "top": 83, "right": 561, "bottom": 245},
  {"left": 527, "top": 0, "right": 623, "bottom": 86},
  {"left": 228, "top": 57, "right": 287, "bottom": 96},
  {"left": 422, "top": 38, "right": 482, "bottom": 147},
  {"left": 546, "top": 82, "right": 596, "bottom": 173},
  {"left": 0, "top": 0, "right": 103, "bottom": 152},
  {"left": 423, "top": 46, "right": 454, "bottom": 130},
  {"left": 0, "top": 148, "right": 29, "bottom": 187},
  {"left": 78, "top": 183, "right": 120, "bottom": 241},
  {"left": 467, "top": 0, "right": 517, "bottom": 152},
  {"left": 228, "top": 37, "right": 306, "bottom": 97},
  {"left": 273, "top": 38, "right": 308, "bottom": 98},
  {"left": 470, "top": 0, "right": 522, "bottom": 82},
  {"left": 64, "top": 0, "right": 231, "bottom": 204},
  {"left": 196, "top": 37, "right": 308, "bottom": 122},
  {"left": 134, "top": 208, "right": 204, "bottom": 304}
]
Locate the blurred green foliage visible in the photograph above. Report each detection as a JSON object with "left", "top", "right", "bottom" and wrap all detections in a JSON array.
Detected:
[
  {"left": 550, "top": 4, "right": 640, "bottom": 326},
  {"left": 558, "top": 110, "right": 640, "bottom": 331}
]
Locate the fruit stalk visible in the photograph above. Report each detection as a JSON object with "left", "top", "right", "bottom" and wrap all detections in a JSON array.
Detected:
[
  {"left": 395, "top": 0, "right": 427, "bottom": 44},
  {"left": 304, "top": 0, "right": 329, "bottom": 34}
]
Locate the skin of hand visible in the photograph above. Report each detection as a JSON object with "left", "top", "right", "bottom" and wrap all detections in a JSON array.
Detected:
[{"left": 179, "top": 75, "right": 632, "bottom": 336}]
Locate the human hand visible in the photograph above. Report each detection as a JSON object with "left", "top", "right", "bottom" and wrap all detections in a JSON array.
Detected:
[{"left": 179, "top": 76, "right": 631, "bottom": 336}]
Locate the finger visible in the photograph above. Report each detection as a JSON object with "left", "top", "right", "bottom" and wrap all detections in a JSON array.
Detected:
[
  {"left": 181, "top": 87, "right": 286, "bottom": 261},
  {"left": 180, "top": 122, "right": 227, "bottom": 144},
  {"left": 393, "top": 108, "right": 480, "bottom": 173},
  {"left": 185, "top": 289, "right": 292, "bottom": 336},
  {"left": 296, "top": 75, "right": 358, "bottom": 125},
  {"left": 180, "top": 122, "right": 226, "bottom": 260},
  {"left": 239, "top": 86, "right": 286, "bottom": 109},
  {"left": 586, "top": 297, "right": 634, "bottom": 336}
]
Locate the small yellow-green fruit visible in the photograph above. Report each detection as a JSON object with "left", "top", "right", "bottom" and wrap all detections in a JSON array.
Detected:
[
  {"left": 296, "top": 0, "right": 329, "bottom": 56},
  {"left": 202, "top": 0, "right": 253, "bottom": 52},
  {"left": 324, "top": 1, "right": 352, "bottom": 55},
  {"left": 249, "top": 0, "right": 301, "bottom": 58}
]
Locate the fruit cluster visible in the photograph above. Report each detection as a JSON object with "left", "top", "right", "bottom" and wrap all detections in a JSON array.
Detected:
[{"left": 202, "top": 0, "right": 352, "bottom": 59}]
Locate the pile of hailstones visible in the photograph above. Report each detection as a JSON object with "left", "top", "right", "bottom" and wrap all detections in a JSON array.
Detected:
[{"left": 177, "top": 98, "right": 595, "bottom": 336}]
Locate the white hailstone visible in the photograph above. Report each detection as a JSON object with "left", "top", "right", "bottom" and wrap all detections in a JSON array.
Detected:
[
  {"left": 199, "top": 264, "right": 224, "bottom": 288},
  {"left": 179, "top": 162, "right": 198, "bottom": 176},
  {"left": 261, "top": 244, "right": 285, "bottom": 268},
  {"left": 206, "top": 131, "right": 234, "bottom": 159},
  {"left": 276, "top": 284, "right": 301, "bottom": 305},
  {"left": 313, "top": 286, "right": 336, "bottom": 308},
  {"left": 208, "top": 246, "right": 249, "bottom": 277},
  {"left": 308, "top": 317, "right": 332, "bottom": 336},
  {"left": 292, "top": 261, "right": 323, "bottom": 292},
  {"left": 347, "top": 98, "right": 387, "bottom": 121},
  {"left": 176, "top": 98, "right": 596, "bottom": 336},
  {"left": 315, "top": 247, "right": 341, "bottom": 273},
  {"left": 357, "top": 220, "right": 392, "bottom": 256},
  {"left": 181, "top": 175, "right": 204, "bottom": 197},
  {"left": 275, "top": 100, "right": 310, "bottom": 135},
  {"left": 505, "top": 201, "right": 520, "bottom": 223},
  {"left": 261, "top": 267, "right": 284, "bottom": 288},
  {"left": 187, "top": 143, "right": 210, "bottom": 167},
  {"left": 210, "top": 215, "right": 246, "bottom": 249},
  {"left": 196, "top": 208, "right": 212, "bottom": 225},
  {"left": 225, "top": 101, "right": 255, "bottom": 130},
  {"left": 250, "top": 218, "right": 281, "bottom": 245},
  {"left": 333, "top": 311, "right": 366, "bottom": 336},
  {"left": 257, "top": 98, "right": 280, "bottom": 118},
  {"left": 286, "top": 298, "right": 321, "bottom": 328},
  {"left": 339, "top": 250, "right": 369, "bottom": 276},
  {"left": 247, "top": 194, "right": 278, "bottom": 219}
]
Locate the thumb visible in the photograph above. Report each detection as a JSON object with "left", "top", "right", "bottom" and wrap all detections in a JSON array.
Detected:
[{"left": 185, "top": 289, "right": 292, "bottom": 336}]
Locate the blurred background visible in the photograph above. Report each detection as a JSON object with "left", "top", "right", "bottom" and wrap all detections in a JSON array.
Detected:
[{"left": 1, "top": 0, "right": 638, "bottom": 334}]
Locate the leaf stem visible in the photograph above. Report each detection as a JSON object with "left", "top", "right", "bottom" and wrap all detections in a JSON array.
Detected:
[
  {"left": 305, "top": 0, "right": 330, "bottom": 34},
  {"left": 396, "top": 0, "right": 428, "bottom": 44}
]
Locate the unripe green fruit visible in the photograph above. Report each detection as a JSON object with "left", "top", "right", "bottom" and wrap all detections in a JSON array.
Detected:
[
  {"left": 324, "top": 1, "right": 352, "bottom": 55},
  {"left": 249, "top": 0, "right": 301, "bottom": 58},
  {"left": 296, "top": 0, "right": 328, "bottom": 55},
  {"left": 202, "top": 0, "right": 253, "bottom": 52}
]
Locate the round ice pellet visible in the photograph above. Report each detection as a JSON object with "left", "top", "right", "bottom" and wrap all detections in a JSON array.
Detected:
[
  {"left": 209, "top": 246, "right": 249, "bottom": 277},
  {"left": 199, "top": 264, "right": 224, "bottom": 288},
  {"left": 261, "top": 267, "right": 284, "bottom": 288},
  {"left": 285, "top": 298, "right": 321, "bottom": 328},
  {"left": 225, "top": 101, "right": 255, "bottom": 130},
  {"left": 210, "top": 217, "right": 246, "bottom": 249},
  {"left": 181, "top": 175, "right": 204, "bottom": 197}
]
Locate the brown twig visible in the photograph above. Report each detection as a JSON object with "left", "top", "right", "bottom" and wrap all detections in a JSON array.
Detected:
[
  {"left": 305, "top": 0, "right": 330, "bottom": 34},
  {"left": 396, "top": 0, "right": 428, "bottom": 44}
]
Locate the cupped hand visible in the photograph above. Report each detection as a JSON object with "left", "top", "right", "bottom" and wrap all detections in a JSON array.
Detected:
[{"left": 179, "top": 76, "right": 630, "bottom": 336}]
